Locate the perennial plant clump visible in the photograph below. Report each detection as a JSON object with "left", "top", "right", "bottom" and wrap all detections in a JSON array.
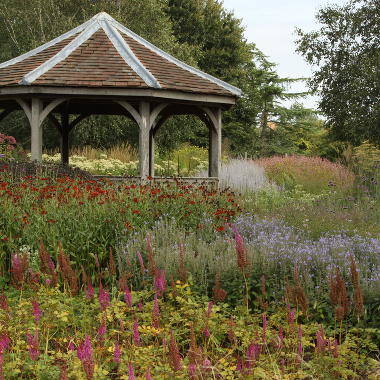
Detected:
[
  {"left": 0, "top": 245, "right": 378, "bottom": 379},
  {"left": 255, "top": 155, "right": 355, "bottom": 194}
]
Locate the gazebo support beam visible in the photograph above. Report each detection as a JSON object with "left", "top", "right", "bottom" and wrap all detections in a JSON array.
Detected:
[
  {"left": 139, "top": 101, "right": 150, "bottom": 179},
  {"left": 61, "top": 109, "right": 70, "bottom": 165},
  {"left": 14, "top": 97, "right": 67, "bottom": 162},
  {"left": 207, "top": 107, "right": 222, "bottom": 178}
]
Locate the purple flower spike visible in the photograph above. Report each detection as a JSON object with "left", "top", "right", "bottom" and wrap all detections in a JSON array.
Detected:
[
  {"left": 124, "top": 286, "right": 133, "bottom": 308},
  {"left": 31, "top": 300, "right": 42, "bottom": 324},
  {"left": 113, "top": 342, "right": 121, "bottom": 364},
  {"left": 98, "top": 282, "right": 110, "bottom": 311},
  {"left": 128, "top": 363, "right": 136, "bottom": 380},
  {"left": 133, "top": 320, "right": 140, "bottom": 346}
]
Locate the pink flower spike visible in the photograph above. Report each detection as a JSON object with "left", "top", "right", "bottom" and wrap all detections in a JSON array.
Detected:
[
  {"left": 113, "top": 342, "right": 121, "bottom": 364},
  {"left": 0, "top": 293, "right": 9, "bottom": 311},
  {"left": 124, "top": 286, "right": 132, "bottom": 308},
  {"left": 31, "top": 300, "right": 42, "bottom": 323},
  {"left": 26, "top": 331, "right": 39, "bottom": 360},
  {"left": 262, "top": 313, "right": 267, "bottom": 344},
  {"left": 0, "top": 335, "right": 10, "bottom": 354},
  {"left": 128, "top": 363, "right": 136, "bottom": 380},
  {"left": 133, "top": 320, "right": 140, "bottom": 346},
  {"left": 137, "top": 251, "right": 146, "bottom": 273},
  {"left": 206, "top": 301, "right": 213, "bottom": 318},
  {"left": 153, "top": 269, "right": 166, "bottom": 296},
  {"left": 68, "top": 341, "right": 75, "bottom": 351},
  {"left": 98, "top": 282, "right": 110, "bottom": 311},
  {"left": 152, "top": 294, "right": 160, "bottom": 328},
  {"left": 77, "top": 336, "right": 94, "bottom": 379},
  {"left": 145, "top": 367, "right": 152, "bottom": 380},
  {"left": 85, "top": 281, "right": 94, "bottom": 300},
  {"left": 188, "top": 363, "right": 197, "bottom": 379},
  {"left": 98, "top": 321, "right": 107, "bottom": 343},
  {"left": 203, "top": 326, "right": 210, "bottom": 338}
]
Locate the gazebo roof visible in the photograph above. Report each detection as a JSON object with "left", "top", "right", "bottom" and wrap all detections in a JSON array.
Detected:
[{"left": 0, "top": 12, "right": 241, "bottom": 98}]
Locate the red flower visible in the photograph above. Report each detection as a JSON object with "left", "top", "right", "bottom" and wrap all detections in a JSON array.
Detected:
[
  {"left": 132, "top": 210, "right": 140, "bottom": 215},
  {"left": 215, "top": 226, "right": 225, "bottom": 232}
]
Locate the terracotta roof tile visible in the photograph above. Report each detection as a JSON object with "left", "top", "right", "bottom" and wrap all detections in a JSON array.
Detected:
[{"left": 0, "top": 12, "right": 241, "bottom": 97}]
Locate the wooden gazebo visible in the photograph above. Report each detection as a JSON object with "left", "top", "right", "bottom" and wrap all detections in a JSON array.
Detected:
[{"left": 0, "top": 12, "right": 241, "bottom": 181}]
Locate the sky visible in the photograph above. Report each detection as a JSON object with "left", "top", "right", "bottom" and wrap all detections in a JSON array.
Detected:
[{"left": 222, "top": 0, "right": 348, "bottom": 110}]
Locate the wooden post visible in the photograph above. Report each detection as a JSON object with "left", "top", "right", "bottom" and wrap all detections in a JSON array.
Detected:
[
  {"left": 149, "top": 129, "right": 155, "bottom": 177},
  {"left": 61, "top": 109, "right": 70, "bottom": 165},
  {"left": 209, "top": 108, "right": 222, "bottom": 178},
  {"left": 139, "top": 102, "right": 150, "bottom": 179},
  {"left": 31, "top": 98, "right": 43, "bottom": 162}
]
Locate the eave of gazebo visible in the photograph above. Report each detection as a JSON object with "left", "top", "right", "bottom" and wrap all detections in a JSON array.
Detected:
[{"left": 0, "top": 12, "right": 241, "bottom": 181}]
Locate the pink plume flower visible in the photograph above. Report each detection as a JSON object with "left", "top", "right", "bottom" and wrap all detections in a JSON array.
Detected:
[
  {"left": 262, "top": 313, "right": 267, "bottom": 344},
  {"left": 188, "top": 363, "right": 197, "bottom": 379},
  {"left": 152, "top": 294, "right": 160, "bottom": 328},
  {"left": 31, "top": 300, "right": 42, "bottom": 323},
  {"left": 0, "top": 335, "right": 10, "bottom": 354},
  {"left": 245, "top": 343, "right": 261, "bottom": 369},
  {"left": 153, "top": 269, "right": 166, "bottom": 296},
  {"left": 26, "top": 331, "right": 39, "bottom": 360},
  {"left": 98, "top": 282, "right": 110, "bottom": 311},
  {"left": 77, "top": 336, "right": 93, "bottom": 361},
  {"left": 203, "top": 326, "right": 210, "bottom": 338},
  {"left": 137, "top": 300, "right": 143, "bottom": 312},
  {"left": 124, "top": 286, "right": 132, "bottom": 308},
  {"left": 145, "top": 368, "right": 152, "bottom": 380},
  {"left": 85, "top": 282, "right": 94, "bottom": 300},
  {"left": 278, "top": 327, "right": 284, "bottom": 349},
  {"left": 133, "top": 320, "right": 140, "bottom": 346},
  {"left": 97, "top": 321, "right": 107, "bottom": 343},
  {"left": 77, "top": 336, "right": 94, "bottom": 380},
  {"left": 113, "top": 342, "right": 121, "bottom": 364},
  {"left": 0, "top": 293, "right": 9, "bottom": 311},
  {"left": 137, "top": 251, "right": 146, "bottom": 273},
  {"left": 128, "top": 363, "right": 136, "bottom": 380},
  {"left": 68, "top": 341, "right": 75, "bottom": 351},
  {"left": 206, "top": 301, "right": 213, "bottom": 318}
]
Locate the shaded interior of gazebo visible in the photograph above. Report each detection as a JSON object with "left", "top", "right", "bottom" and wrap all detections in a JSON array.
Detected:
[{"left": 0, "top": 12, "right": 241, "bottom": 181}]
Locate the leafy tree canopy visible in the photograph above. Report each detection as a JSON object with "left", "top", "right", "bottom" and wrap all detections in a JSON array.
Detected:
[{"left": 296, "top": 0, "right": 380, "bottom": 146}]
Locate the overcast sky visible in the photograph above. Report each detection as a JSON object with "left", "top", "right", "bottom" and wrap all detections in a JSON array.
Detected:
[{"left": 222, "top": 0, "right": 348, "bottom": 110}]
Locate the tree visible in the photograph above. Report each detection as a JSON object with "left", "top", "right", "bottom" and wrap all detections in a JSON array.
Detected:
[{"left": 296, "top": 0, "right": 380, "bottom": 146}]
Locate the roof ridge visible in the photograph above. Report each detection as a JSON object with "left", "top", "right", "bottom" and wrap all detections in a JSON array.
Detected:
[
  {"left": 99, "top": 20, "right": 160, "bottom": 88},
  {"left": 20, "top": 20, "right": 101, "bottom": 85},
  {"left": 110, "top": 19, "right": 242, "bottom": 96},
  {"left": 0, "top": 18, "right": 94, "bottom": 70}
]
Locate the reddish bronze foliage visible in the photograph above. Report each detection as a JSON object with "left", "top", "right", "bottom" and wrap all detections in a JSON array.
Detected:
[
  {"left": 108, "top": 247, "right": 116, "bottom": 278},
  {"left": 329, "top": 268, "right": 350, "bottom": 321},
  {"left": 57, "top": 245, "right": 79, "bottom": 295},
  {"left": 284, "top": 267, "right": 308, "bottom": 314},
  {"left": 212, "top": 272, "right": 227, "bottom": 303},
  {"left": 350, "top": 256, "right": 364, "bottom": 317},
  {"left": 168, "top": 331, "right": 183, "bottom": 372}
]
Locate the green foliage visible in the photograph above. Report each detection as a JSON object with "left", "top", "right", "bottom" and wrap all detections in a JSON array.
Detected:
[{"left": 296, "top": 0, "right": 380, "bottom": 145}]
